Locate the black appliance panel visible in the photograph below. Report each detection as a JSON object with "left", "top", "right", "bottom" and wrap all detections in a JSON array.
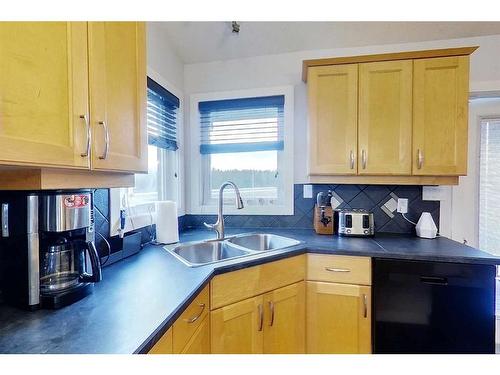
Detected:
[{"left": 373, "top": 258, "right": 495, "bottom": 354}]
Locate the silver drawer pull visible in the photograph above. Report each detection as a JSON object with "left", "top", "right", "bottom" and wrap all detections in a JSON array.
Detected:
[
  {"left": 80, "top": 114, "right": 91, "bottom": 157},
  {"left": 98, "top": 120, "right": 109, "bottom": 160},
  {"left": 363, "top": 294, "right": 368, "bottom": 318},
  {"left": 417, "top": 149, "right": 424, "bottom": 169},
  {"left": 349, "top": 150, "right": 355, "bottom": 169},
  {"left": 258, "top": 304, "right": 264, "bottom": 331},
  {"left": 325, "top": 267, "right": 351, "bottom": 273},
  {"left": 184, "top": 303, "right": 205, "bottom": 324}
]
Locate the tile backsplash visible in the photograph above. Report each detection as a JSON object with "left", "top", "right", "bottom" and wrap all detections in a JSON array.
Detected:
[
  {"left": 180, "top": 184, "right": 440, "bottom": 234},
  {"left": 93, "top": 183, "right": 440, "bottom": 259}
]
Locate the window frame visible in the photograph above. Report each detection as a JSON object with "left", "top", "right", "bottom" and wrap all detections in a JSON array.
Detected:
[
  {"left": 110, "top": 68, "right": 184, "bottom": 236},
  {"left": 188, "top": 86, "right": 294, "bottom": 215}
]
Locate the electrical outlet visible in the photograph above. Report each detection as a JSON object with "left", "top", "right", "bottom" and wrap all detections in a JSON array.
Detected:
[
  {"left": 397, "top": 198, "right": 408, "bottom": 213},
  {"left": 303, "top": 184, "right": 313, "bottom": 199}
]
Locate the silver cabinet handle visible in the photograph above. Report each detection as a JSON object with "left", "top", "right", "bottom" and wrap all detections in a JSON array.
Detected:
[
  {"left": 363, "top": 294, "right": 368, "bottom": 318},
  {"left": 268, "top": 301, "right": 275, "bottom": 327},
  {"left": 258, "top": 304, "right": 263, "bottom": 331},
  {"left": 349, "top": 150, "right": 355, "bottom": 169},
  {"left": 417, "top": 149, "right": 424, "bottom": 169},
  {"left": 325, "top": 267, "right": 351, "bottom": 273},
  {"left": 80, "top": 115, "right": 91, "bottom": 157},
  {"left": 1, "top": 203, "right": 8, "bottom": 238},
  {"left": 184, "top": 303, "right": 205, "bottom": 324},
  {"left": 98, "top": 120, "right": 109, "bottom": 160},
  {"left": 361, "top": 149, "right": 367, "bottom": 169}
]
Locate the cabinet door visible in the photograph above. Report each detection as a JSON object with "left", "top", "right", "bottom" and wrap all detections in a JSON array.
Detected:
[
  {"left": 181, "top": 315, "right": 210, "bottom": 354},
  {"left": 306, "top": 281, "right": 371, "bottom": 354},
  {"left": 88, "top": 22, "right": 147, "bottom": 173},
  {"left": 149, "top": 327, "right": 173, "bottom": 354},
  {"left": 358, "top": 60, "right": 413, "bottom": 175},
  {"left": 211, "top": 295, "right": 264, "bottom": 354},
  {"left": 263, "top": 282, "right": 305, "bottom": 354},
  {"left": 307, "top": 65, "right": 358, "bottom": 175},
  {"left": 0, "top": 22, "right": 90, "bottom": 168},
  {"left": 413, "top": 56, "right": 469, "bottom": 175}
]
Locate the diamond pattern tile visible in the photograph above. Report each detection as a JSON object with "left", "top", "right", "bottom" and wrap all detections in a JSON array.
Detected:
[{"left": 182, "top": 184, "right": 440, "bottom": 234}]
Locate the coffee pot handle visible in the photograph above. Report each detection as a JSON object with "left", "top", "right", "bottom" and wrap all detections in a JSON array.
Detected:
[{"left": 80, "top": 241, "right": 102, "bottom": 283}]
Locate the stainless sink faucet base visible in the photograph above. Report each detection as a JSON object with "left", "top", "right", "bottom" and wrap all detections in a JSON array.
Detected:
[{"left": 204, "top": 181, "right": 244, "bottom": 239}]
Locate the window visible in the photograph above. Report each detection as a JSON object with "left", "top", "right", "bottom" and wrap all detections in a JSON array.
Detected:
[
  {"left": 190, "top": 87, "right": 294, "bottom": 215},
  {"left": 479, "top": 118, "right": 500, "bottom": 255},
  {"left": 127, "top": 77, "right": 180, "bottom": 209}
]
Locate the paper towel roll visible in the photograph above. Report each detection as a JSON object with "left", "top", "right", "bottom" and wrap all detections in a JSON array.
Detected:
[{"left": 155, "top": 201, "right": 179, "bottom": 244}]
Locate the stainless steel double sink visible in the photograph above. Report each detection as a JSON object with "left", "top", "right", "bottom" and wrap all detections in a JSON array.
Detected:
[{"left": 165, "top": 233, "right": 301, "bottom": 267}]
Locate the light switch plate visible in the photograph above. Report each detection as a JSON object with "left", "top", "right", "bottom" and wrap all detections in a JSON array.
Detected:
[
  {"left": 397, "top": 198, "right": 408, "bottom": 213},
  {"left": 303, "top": 184, "right": 313, "bottom": 199}
]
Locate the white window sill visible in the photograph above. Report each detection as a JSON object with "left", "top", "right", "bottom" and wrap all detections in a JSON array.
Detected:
[{"left": 190, "top": 205, "right": 293, "bottom": 216}]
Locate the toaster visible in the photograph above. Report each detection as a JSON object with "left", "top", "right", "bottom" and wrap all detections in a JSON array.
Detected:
[{"left": 336, "top": 209, "right": 374, "bottom": 237}]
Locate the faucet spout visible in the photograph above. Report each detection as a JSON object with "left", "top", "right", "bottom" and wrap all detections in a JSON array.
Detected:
[{"left": 204, "top": 181, "right": 244, "bottom": 240}]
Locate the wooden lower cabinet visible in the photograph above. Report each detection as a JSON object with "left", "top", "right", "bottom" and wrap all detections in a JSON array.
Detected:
[
  {"left": 211, "top": 282, "right": 305, "bottom": 354},
  {"left": 306, "top": 281, "right": 371, "bottom": 354},
  {"left": 149, "top": 327, "right": 173, "bottom": 354},
  {"left": 181, "top": 315, "right": 210, "bottom": 354},
  {"left": 263, "top": 282, "right": 305, "bottom": 354},
  {"left": 211, "top": 295, "right": 264, "bottom": 354}
]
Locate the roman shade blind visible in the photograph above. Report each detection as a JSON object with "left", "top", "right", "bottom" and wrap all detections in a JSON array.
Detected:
[
  {"left": 199, "top": 95, "right": 285, "bottom": 154},
  {"left": 147, "top": 77, "right": 179, "bottom": 151}
]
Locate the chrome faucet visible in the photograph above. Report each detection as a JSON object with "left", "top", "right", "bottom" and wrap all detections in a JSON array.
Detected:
[{"left": 204, "top": 181, "right": 244, "bottom": 239}]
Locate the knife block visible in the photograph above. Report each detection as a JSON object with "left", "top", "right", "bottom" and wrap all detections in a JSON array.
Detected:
[{"left": 313, "top": 205, "right": 334, "bottom": 235}]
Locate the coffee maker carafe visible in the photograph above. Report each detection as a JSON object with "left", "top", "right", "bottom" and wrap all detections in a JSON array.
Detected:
[{"left": 0, "top": 191, "right": 102, "bottom": 309}]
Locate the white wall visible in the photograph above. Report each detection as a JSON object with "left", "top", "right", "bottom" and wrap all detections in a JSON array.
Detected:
[
  {"left": 110, "top": 24, "right": 186, "bottom": 235},
  {"left": 146, "top": 22, "right": 186, "bottom": 215},
  {"left": 182, "top": 34, "right": 500, "bottom": 236},
  {"left": 147, "top": 22, "right": 184, "bottom": 91}
]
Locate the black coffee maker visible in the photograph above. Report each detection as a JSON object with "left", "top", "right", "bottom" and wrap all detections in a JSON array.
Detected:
[{"left": 0, "top": 191, "right": 102, "bottom": 309}]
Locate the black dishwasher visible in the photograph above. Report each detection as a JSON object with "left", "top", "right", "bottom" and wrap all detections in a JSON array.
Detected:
[{"left": 373, "top": 258, "right": 495, "bottom": 353}]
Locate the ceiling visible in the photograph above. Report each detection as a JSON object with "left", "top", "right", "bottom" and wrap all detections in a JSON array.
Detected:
[{"left": 154, "top": 21, "right": 500, "bottom": 64}]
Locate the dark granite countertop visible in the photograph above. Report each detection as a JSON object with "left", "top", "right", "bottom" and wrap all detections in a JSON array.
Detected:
[{"left": 1, "top": 228, "right": 499, "bottom": 354}]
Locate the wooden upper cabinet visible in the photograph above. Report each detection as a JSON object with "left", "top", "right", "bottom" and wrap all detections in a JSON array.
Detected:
[
  {"left": 88, "top": 22, "right": 147, "bottom": 173},
  {"left": 0, "top": 22, "right": 90, "bottom": 168},
  {"left": 307, "top": 64, "right": 358, "bottom": 175},
  {"left": 358, "top": 60, "right": 413, "bottom": 175},
  {"left": 413, "top": 56, "right": 469, "bottom": 175}
]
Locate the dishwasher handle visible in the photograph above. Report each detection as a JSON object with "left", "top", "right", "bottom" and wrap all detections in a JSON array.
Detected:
[{"left": 420, "top": 276, "right": 448, "bottom": 286}]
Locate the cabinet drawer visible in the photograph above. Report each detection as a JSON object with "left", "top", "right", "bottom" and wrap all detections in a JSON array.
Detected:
[
  {"left": 307, "top": 254, "right": 371, "bottom": 285},
  {"left": 173, "top": 285, "right": 209, "bottom": 353},
  {"left": 210, "top": 255, "right": 306, "bottom": 309}
]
